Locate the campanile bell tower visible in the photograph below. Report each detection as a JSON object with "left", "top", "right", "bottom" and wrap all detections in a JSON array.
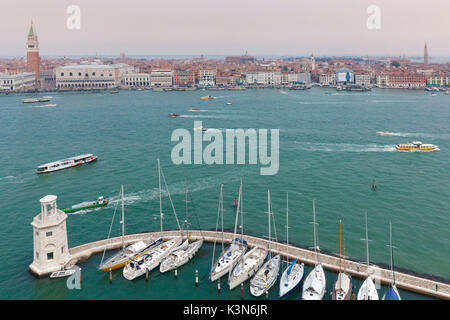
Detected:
[{"left": 26, "top": 19, "right": 40, "bottom": 81}]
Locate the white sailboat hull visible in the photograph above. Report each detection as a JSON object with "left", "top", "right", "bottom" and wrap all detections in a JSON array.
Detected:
[
  {"left": 250, "top": 255, "right": 281, "bottom": 297},
  {"left": 210, "top": 244, "right": 246, "bottom": 282},
  {"left": 123, "top": 237, "right": 182, "bottom": 280},
  {"left": 332, "top": 272, "right": 352, "bottom": 300},
  {"left": 357, "top": 276, "right": 379, "bottom": 300},
  {"left": 228, "top": 247, "right": 268, "bottom": 290},
  {"left": 302, "top": 264, "right": 326, "bottom": 300},
  {"left": 160, "top": 239, "right": 203, "bottom": 273},
  {"left": 279, "top": 261, "right": 304, "bottom": 298}
]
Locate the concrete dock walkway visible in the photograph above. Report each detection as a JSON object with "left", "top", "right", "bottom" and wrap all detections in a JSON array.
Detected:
[{"left": 68, "top": 229, "right": 450, "bottom": 300}]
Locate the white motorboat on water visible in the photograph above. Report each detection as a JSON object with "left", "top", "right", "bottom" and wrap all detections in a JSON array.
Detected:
[
  {"left": 383, "top": 222, "right": 401, "bottom": 300},
  {"left": 228, "top": 246, "right": 268, "bottom": 290},
  {"left": 37, "top": 154, "right": 97, "bottom": 174},
  {"left": 50, "top": 268, "right": 77, "bottom": 278},
  {"left": 302, "top": 199, "right": 326, "bottom": 300},
  {"left": 376, "top": 131, "right": 396, "bottom": 136},
  {"left": 279, "top": 192, "right": 304, "bottom": 298},
  {"left": 160, "top": 239, "right": 203, "bottom": 273},
  {"left": 250, "top": 190, "right": 281, "bottom": 297},
  {"left": 210, "top": 183, "right": 247, "bottom": 282},
  {"left": 357, "top": 212, "right": 379, "bottom": 300},
  {"left": 98, "top": 185, "right": 162, "bottom": 272},
  {"left": 332, "top": 220, "right": 352, "bottom": 300}
]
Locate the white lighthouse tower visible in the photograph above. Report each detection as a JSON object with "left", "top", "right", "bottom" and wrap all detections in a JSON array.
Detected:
[{"left": 29, "top": 195, "right": 71, "bottom": 277}]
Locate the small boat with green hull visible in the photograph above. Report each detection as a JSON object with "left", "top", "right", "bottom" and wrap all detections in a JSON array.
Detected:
[{"left": 60, "top": 196, "right": 108, "bottom": 213}]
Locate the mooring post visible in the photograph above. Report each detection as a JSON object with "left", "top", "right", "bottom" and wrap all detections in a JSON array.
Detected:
[
  {"left": 175, "top": 269, "right": 178, "bottom": 279},
  {"left": 109, "top": 268, "right": 112, "bottom": 283},
  {"left": 146, "top": 269, "right": 149, "bottom": 281},
  {"left": 241, "top": 283, "right": 244, "bottom": 300},
  {"left": 217, "top": 280, "right": 221, "bottom": 293},
  {"left": 79, "top": 268, "right": 82, "bottom": 284},
  {"left": 195, "top": 269, "right": 199, "bottom": 287},
  {"left": 265, "top": 290, "right": 269, "bottom": 299}
]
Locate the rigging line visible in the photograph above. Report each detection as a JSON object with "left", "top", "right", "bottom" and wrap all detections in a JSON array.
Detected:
[
  {"left": 160, "top": 164, "right": 182, "bottom": 233},
  {"left": 211, "top": 185, "right": 222, "bottom": 272},
  {"left": 270, "top": 198, "right": 278, "bottom": 242},
  {"left": 99, "top": 188, "right": 122, "bottom": 268},
  {"left": 187, "top": 183, "right": 205, "bottom": 240}
]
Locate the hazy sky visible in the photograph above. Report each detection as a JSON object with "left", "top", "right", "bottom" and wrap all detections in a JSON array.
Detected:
[{"left": 1, "top": 0, "right": 449, "bottom": 57}]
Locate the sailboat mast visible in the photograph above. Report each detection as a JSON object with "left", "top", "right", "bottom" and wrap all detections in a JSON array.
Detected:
[
  {"left": 240, "top": 179, "right": 243, "bottom": 241},
  {"left": 232, "top": 183, "right": 242, "bottom": 245},
  {"left": 286, "top": 192, "right": 289, "bottom": 264},
  {"left": 268, "top": 190, "right": 271, "bottom": 254},
  {"left": 339, "top": 219, "right": 342, "bottom": 290},
  {"left": 390, "top": 222, "right": 395, "bottom": 285},
  {"left": 365, "top": 211, "right": 370, "bottom": 274},
  {"left": 185, "top": 181, "right": 189, "bottom": 239},
  {"left": 220, "top": 184, "right": 224, "bottom": 253},
  {"left": 313, "top": 199, "right": 317, "bottom": 256},
  {"left": 121, "top": 184, "right": 125, "bottom": 251},
  {"left": 158, "top": 159, "right": 163, "bottom": 235}
]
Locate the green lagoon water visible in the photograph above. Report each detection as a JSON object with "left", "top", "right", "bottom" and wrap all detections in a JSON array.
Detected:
[{"left": 0, "top": 87, "right": 448, "bottom": 299}]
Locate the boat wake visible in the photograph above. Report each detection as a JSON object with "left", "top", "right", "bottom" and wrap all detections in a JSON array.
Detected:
[
  {"left": 293, "top": 142, "right": 396, "bottom": 152},
  {"left": 180, "top": 114, "right": 227, "bottom": 119}
]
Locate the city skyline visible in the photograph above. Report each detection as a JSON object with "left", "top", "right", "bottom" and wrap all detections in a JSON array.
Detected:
[{"left": 1, "top": 0, "right": 449, "bottom": 57}]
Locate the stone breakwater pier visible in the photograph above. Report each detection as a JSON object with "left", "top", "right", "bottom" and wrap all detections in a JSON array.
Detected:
[{"left": 65, "top": 230, "right": 450, "bottom": 300}]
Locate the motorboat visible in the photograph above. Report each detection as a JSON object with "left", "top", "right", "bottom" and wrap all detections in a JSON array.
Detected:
[
  {"left": 60, "top": 196, "right": 108, "bottom": 213},
  {"left": 395, "top": 141, "right": 439, "bottom": 151}
]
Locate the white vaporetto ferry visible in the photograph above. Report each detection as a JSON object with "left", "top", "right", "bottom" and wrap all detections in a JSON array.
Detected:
[{"left": 36, "top": 154, "right": 98, "bottom": 174}]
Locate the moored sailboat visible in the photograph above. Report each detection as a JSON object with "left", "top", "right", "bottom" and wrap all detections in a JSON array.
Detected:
[
  {"left": 383, "top": 222, "right": 401, "bottom": 300},
  {"left": 160, "top": 182, "right": 204, "bottom": 273},
  {"left": 302, "top": 199, "right": 326, "bottom": 300},
  {"left": 123, "top": 159, "right": 183, "bottom": 280},
  {"left": 332, "top": 220, "right": 352, "bottom": 300},
  {"left": 98, "top": 185, "right": 161, "bottom": 272},
  {"left": 357, "top": 212, "right": 379, "bottom": 300},
  {"left": 250, "top": 190, "right": 281, "bottom": 297},
  {"left": 279, "top": 192, "right": 304, "bottom": 298},
  {"left": 210, "top": 182, "right": 247, "bottom": 282},
  {"left": 228, "top": 181, "right": 267, "bottom": 290}
]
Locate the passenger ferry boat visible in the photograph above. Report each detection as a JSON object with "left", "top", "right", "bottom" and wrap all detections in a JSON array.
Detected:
[
  {"left": 395, "top": 141, "right": 439, "bottom": 152},
  {"left": 36, "top": 154, "right": 98, "bottom": 174}
]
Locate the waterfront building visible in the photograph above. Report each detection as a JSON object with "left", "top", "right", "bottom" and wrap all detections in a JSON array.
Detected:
[
  {"left": 427, "top": 74, "right": 450, "bottom": 87},
  {"left": 376, "top": 72, "right": 426, "bottom": 88},
  {"left": 336, "top": 68, "right": 355, "bottom": 84},
  {"left": 123, "top": 73, "right": 150, "bottom": 87},
  {"left": 198, "top": 69, "right": 216, "bottom": 86},
  {"left": 56, "top": 62, "right": 134, "bottom": 90},
  {"left": 245, "top": 71, "right": 281, "bottom": 85},
  {"left": 319, "top": 73, "right": 336, "bottom": 86},
  {"left": 26, "top": 20, "right": 40, "bottom": 81},
  {"left": 29, "top": 195, "right": 71, "bottom": 277},
  {"left": 150, "top": 69, "right": 173, "bottom": 87},
  {"left": 424, "top": 42, "right": 429, "bottom": 65},
  {"left": 0, "top": 71, "right": 36, "bottom": 92},
  {"left": 355, "top": 73, "right": 371, "bottom": 87},
  {"left": 298, "top": 72, "right": 312, "bottom": 84},
  {"left": 215, "top": 71, "right": 234, "bottom": 86},
  {"left": 173, "top": 70, "right": 196, "bottom": 86}
]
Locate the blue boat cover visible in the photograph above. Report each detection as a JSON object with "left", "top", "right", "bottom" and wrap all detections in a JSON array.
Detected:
[
  {"left": 287, "top": 259, "right": 298, "bottom": 276},
  {"left": 384, "top": 287, "right": 400, "bottom": 300}
]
